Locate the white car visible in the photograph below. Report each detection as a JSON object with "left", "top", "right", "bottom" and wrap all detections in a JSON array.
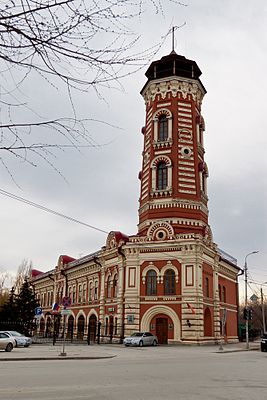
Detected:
[
  {"left": 3, "top": 331, "right": 32, "bottom": 347},
  {"left": 123, "top": 332, "right": 158, "bottom": 347},
  {"left": 0, "top": 332, "right": 15, "bottom": 352}
]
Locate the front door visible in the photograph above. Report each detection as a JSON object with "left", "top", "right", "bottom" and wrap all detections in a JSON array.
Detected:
[
  {"left": 156, "top": 317, "right": 168, "bottom": 344},
  {"left": 88, "top": 315, "right": 97, "bottom": 343}
]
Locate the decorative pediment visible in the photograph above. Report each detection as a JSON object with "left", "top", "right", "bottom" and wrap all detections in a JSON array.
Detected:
[{"left": 106, "top": 231, "right": 129, "bottom": 250}]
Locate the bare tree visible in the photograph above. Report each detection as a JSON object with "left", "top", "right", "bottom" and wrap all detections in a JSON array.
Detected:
[
  {"left": 0, "top": 0, "right": 186, "bottom": 177},
  {"left": 0, "top": 269, "right": 10, "bottom": 307},
  {"left": 12, "top": 259, "right": 33, "bottom": 294}
]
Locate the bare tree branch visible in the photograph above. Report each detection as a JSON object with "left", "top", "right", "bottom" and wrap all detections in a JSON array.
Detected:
[{"left": 0, "top": 0, "right": 186, "bottom": 175}]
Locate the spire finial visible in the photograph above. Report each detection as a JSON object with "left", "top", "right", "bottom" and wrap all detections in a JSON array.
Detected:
[
  {"left": 172, "top": 27, "right": 175, "bottom": 52},
  {"left": 169, "top": 23, "right": 186, "bottom": 54}
]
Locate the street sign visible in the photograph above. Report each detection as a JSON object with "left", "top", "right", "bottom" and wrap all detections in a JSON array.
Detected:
[
  {"left": 62, "top": 296, "right": 72, "bottom": 308},
  {"left": 35, "top": 307, "right": 43, "bottom": 316},
  {"left": 61, "top": 309, "right": 72, "bottom": 316}
]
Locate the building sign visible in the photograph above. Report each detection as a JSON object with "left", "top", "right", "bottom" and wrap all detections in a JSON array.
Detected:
[{"left": 127, "top": 315, "right": 135, "bottom": 323}]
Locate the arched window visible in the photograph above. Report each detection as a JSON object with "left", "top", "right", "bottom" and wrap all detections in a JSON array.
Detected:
[
  {"left": 146, "top": 270, "right": 157, "bottom": 296},
  {"left": 159, "top": 114, "right": 168, "bottom": 141},
  {"left": 107, "top": 276, "right": 112, "bottom": 298},
  {"left": 113, "top": 274, "right": 118, "bottom": 298},
  {"left": 164, "top": 269, "right": 176, "bottom": 295},
  {"left": 157, "top": 162, "right": 167, "bottom": 190}
]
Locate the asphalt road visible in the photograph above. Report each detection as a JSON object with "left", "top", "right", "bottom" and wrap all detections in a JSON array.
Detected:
[{"left": 0, "top": 345, "right": 266, "bottom": 400}]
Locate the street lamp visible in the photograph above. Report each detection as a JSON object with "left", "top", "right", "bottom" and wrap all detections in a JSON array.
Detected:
[
  {"left": 244, "top": 251, "right": 259, "bottom": 349},
  {"left": 261, "top": 283, "right": 267, "bottom": 334}
]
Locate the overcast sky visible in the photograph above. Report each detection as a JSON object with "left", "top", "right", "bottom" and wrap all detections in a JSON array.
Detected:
[{"left": 1, "top": 0, "right": 266, "bottom": 301}]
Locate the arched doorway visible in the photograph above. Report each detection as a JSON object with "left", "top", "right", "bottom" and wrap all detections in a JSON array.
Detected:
[
  {"left": 77, "top": 315, "right": 85, "bottom": 340},
  {"left": 204, "top": 308, "right": 212, "bottom": 337},
  {"left": 67, "top": 315, "right": 74, "bottom": 340},
  {"left": 88, "top": 315, "right": 97, "bottom": 343},
  {"left": 141, "top": 305, "right": 181, "bottom": 343},
  {"left": 156, "top": 317, "right": 168, "bottom": 344}
]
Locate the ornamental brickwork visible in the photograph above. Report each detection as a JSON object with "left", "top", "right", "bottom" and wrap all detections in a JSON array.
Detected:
[{"left": 31, "top": 50, "right": 240, "bottom": 345}]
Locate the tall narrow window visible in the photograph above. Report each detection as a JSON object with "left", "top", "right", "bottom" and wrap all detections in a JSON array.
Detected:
[
  {"left": 82, "top": 283, "right": 86, "bottom": 303},
  {"left": 94, "top": 281, "right": 98, "bottom": 300},
  {"left": 159, "top": 115, "right": 168, "bottom": 141},
  {"left": 107, "top": 276, "right": 112, "bottom": 298},
  {"left": 146, "top": 270, "right": 157, "bottom": 296},
  {"left": 218, "top": 284, "right": 221, "bottom": 301},
  {"left": 157, "top": 162, "right": 167, "bottom": 190},
  {"left": 205, "top": 277, "right": 209, "bottom": 298},
  {"left": 72, "top": 285, "right": 76, "bottom": 304},
  {"left": 89, "top": 282, "right": 93, "bottom": 301},
  {"left": 105, "top": 317, "right": 108, "bottom": 336},
  {"left": 114, "top": 317, "right": 118, "bottom": 335},
  {"left": 113, "top": 274, "right": 118, "bottom": 298},
  {"left": 164, "top": 269, "right": 176, "bottom": 295},
  {"left": 223, "top": 286, "right": 226, "bottom": 303},
  {"left": 78, "top": 284, "right": 82, "bottom": 303}
]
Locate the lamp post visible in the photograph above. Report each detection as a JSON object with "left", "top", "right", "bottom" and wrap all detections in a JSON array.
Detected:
[
  {"left": 261, "top": 283, "right": 267, "bottom": 334},
  {"left": 244, "top": 251, "right": 259, "bottom": 349}
]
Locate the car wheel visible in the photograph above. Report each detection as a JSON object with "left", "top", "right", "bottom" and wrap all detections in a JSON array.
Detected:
[
  {"left": 5, "top": 342, "right": 13, "bottom": 352},
  {"left": 139, "top": 340, "right": 144, "bottom": 347},
  {"left": 152, "top": 340, "right": 157, "bottom": 346}
]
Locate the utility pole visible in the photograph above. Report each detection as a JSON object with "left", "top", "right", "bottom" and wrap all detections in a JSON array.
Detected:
[
  {"left": 261, "top": 287, "right": 266, "bottom": 334},
  {"left": 244, "top": 251, "right": 259, "bottom": 350}
]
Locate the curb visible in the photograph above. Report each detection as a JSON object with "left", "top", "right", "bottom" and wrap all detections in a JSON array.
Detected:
[
  {"left": 215, "top": 347, "right": 259, "bottom": 354},
  {"left": 0, "top": 355, "right": 116, "bottom": 362}
]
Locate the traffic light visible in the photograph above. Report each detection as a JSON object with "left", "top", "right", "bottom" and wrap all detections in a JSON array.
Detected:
[{"left": 243, "top": 308, "right": 253, "bottom": 320}]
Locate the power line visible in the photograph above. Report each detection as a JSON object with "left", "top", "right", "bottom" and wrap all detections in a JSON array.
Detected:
[{"left": 0, "top": 188, "right": 109, "bottom": 234}]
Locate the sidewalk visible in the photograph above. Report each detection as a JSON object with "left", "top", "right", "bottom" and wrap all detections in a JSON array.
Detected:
[
  {"left": 213, "top": 341, "right": 260, "bottom": 353},
  {"left": 0, "top": 341, "right": 261, "bottom": 361},
  {"left": 0, "top": 343, "right": 117, "bottom": 361}
]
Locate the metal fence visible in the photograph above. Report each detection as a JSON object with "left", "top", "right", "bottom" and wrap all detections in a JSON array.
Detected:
[{"left": 0, "top": 320, "right": 124, "bottom": 345}]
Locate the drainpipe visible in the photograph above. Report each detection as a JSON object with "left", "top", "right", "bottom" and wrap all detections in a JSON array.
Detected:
[
  {"left": 118, "top": 246, "right": 126, "bottom": 343},
  {"left": 61, "top": 268, "right": 68, "bottom": 297},
  {"left": 94, "top": 257, "right": 104, "bottom": 339}
]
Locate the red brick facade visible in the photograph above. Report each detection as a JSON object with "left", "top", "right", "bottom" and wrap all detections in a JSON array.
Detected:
[{"left": 31, "top": 50, "right": 240, "bottom": 344}]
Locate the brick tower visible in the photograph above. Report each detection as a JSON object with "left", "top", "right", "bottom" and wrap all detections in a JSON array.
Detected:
[{"left": 138, "top": 51, "right": 210, "bottom": 241}]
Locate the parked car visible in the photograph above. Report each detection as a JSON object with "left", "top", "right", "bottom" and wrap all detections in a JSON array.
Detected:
[
  {"left": 123, "top": 332, "right": 158, "bottom": 347},
  {"left": 261, "top": 333, "right": 267, "bottom": 352},
  {"left": 3, "top": 331, "right": 32, "bottom": 347},
  {"left": 0, "top": 332, "right": 15, "bottom": 352}
]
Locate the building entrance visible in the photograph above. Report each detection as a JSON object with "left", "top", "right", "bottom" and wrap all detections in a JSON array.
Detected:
[{"left": 156, "top": 317, "right": 168, "bottom": 344}]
